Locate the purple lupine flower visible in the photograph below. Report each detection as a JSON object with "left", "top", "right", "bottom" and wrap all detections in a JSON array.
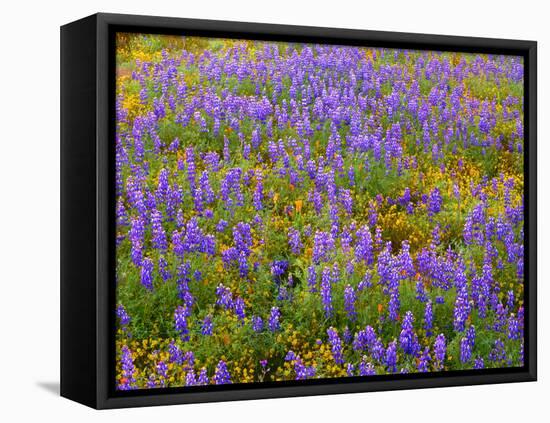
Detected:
[
  {"left": 253, "top": 171, "right": 264, "bottom": 210},
  {"left": 199, "top": 170, "right": 215, "bottom": 204},
  {"left": 417, "top": 347, "right": 431, "bottom": 372},
  {"left": 216, "top": 219, "right": 228, "bottom": 232},
  {"left": 251, "top": 315, "right": 264, "bottom": 332},
  {"left": 348, "top": 166, "right": 355, "bottom": 186},
  {"left": 287, "top": 227, "right": 303, "bottom": 255},
  {"left": 339, "top": 188, "right": 353, "bottom": 215},
  {"left": 488, "top": 339, "right": 507, "bottom": 363},
  {"left": 368, "top": 201, "right": 378, "bottom": 227},
  {"left": 151, "top": 207, "right": 167, "bottom": 251},
  {"left": 424, "top": 300, "right": 433, "bottom": 335},
  {"left": 434, "top": 334, "right": 446, "bottom": 370},
  {"left": 294, "top": 356, "right": 316, "bottom": 380},
  {"left": 312, "top": 190, "right": 324, "bottom": 214},
  {"left": 129, "top": 216, "right": 145, "bottom": 266},
  {"left": 431, "top": 224, "right": 441, "bottom": 246},
  {"left": 193, "top": 270, "right": 202, "bottom": 282},
  {"left": 507, "top": 290, "right": 515, "bottom": 311},
  {"left": 340, "top": 227, "right": 353, "bottom": 253},
  {"left": 358, "top": 270, "right": 373, "bottom": 291},
  {"left": 233, "top": 222, "right": 253, "bottom": 255},
  {"left": 201, "top": 315, "right": 213, "bottom": 336},
  {"left": 285, "top": 350, "right": 297, "bottom": 361},
  {"left": 158, "top": 256, "right": 171, "bottom": 282},
  {"left": 116, "top": 198, "right": 128, "bottom": 227},
  {"left": 185, "top": 369, "right": 197, "bottom": 386},
  {"left": 453, "top": 260, "right": 470, "bottom": 332},
  {"left": 465, "top": 325, "right": 476, "bottom": 350},
  {"left": 327, "top": 327, "right": 344, "bottom": 364},
  {"left": 460, "top": 337, "right": 472, "bottom": 363},
  {"left": 389, "top": 288, "right": 400, "bottom": 322},
  {"left": 312, "top": 230, "right": 335, "bottom": 264},
  {"left": 174, "top": 305, "right": 190, "bottom": 341},
  {"left": 118, "top": 345, "right": 136, "bottom": 390},
  {"left": 270, "top": 260, "right": 288, "bottom": 284},
  {"left": 344, "top": 284, "right": 357, "bottom": 321},
  {"left": 275, "top": 284, "right": 287, "bottom": 300},
  {"left": 371, "top": 338, "right": 386, "bottom": 362},
  {"left": 191, "top": 187, "right": 204, "bottom": 216},
  {"left": 238, "top": 250, "right": 249, "bottom": 278},
  {"left": 183, "top": 351, "right": 195, "bottom": 370},
  {"left": 355, "top": 225, "right": 373, "bottom": 265},
  {"left": 353, "top": 325, "right": 377, "bottom": 352},
  {"left": 215, "top": 283, "right": 234, "bottom": 309},
  {"left": 168, "top": 341, "right": 184, "bottom": 365},
  {"left": 321, "top": 266, "right": 333, "bottom": 318},
  {"left": 474, "top": 357, "right": 485, "bottom": 369},
  {"left": 359, "top": 359, "right": 376, "bottom": 376},
  {"left": 268, "top": 306, "right": 281, "bottom": 332},
  {"left": 307, "top": 265, "right": 317, "bottom": 292},
  {"left": 398, "top": 240, "right": 415, "bottom": 278},
  {"left": 176, "top": 262, "right": 194, "bottom": 307},
  {"left": 507, "top": 315, "right": 521, "bottom": 340},
  {"left": 399, "top": 187, "right": 411, "bottom": 207},
  {"left": 386, "top": 341, "right": 398, "bottom": 373},
  {"left": 213, "top": 360, "right": 231, "bottom": 385},
  {"left": 415, "top": 279, "right": 427, "bottom": 302},
  {"left": 117, "top": 304, "right": 131, "bottom": 326},
  {"left": 331, "top": 262, "right": 340, "bottom": 285},
  {"left": 198, "top": 368, "right": 209, "bottom": 385},
  {"left": 223, "top": 136, "right": 230, "bottom": 162},
  {"left": 140, "top": 257, "right": 154, "bottom": 291},
  {"left": 494, "top": 302, "right": 507, "bottom": 332},
  {"left": 427, "top": 187, "right": 442, "bottom": 216},
  {"left": 342, "top": 326, "right": 352, "bottom": 344},
  {"left": 156, "top": 361, "right": 168, "bottom": 382},
  {"left": 399, "top": 311, "right": 420, "bottom": 356},
  {"left": 185, "top": 146, "right": 196, "bottom": 190},
  {"left": 377, "top": 241, "right": 394, "bottom": 286},
  {"left": 233, "top": 297, "right": 246, "bottom": 323},
  {"left": 146, "top": 375, "right": 157, "bottom": 389}
]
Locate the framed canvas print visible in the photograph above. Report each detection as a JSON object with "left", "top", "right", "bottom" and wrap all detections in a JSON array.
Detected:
[{"left": 60, "top": 13, "right": 537, "bottom": 409}]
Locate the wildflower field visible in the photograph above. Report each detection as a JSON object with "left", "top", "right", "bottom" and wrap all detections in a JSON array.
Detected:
[{"left": 115, "top": 33, "right": 525, "bottom": 390}]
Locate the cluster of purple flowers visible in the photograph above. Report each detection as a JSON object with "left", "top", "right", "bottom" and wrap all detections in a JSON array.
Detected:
[
  {"left": 327, "top": 327, "right": 344, "bottom": 364},
  {"left": 434, "top": 334, "right": 446, "bottom": 370},
  {"left": 343, "top": 284, "right": 357, "bottom": 321},
  {"left": 214, "top": 283, "right": 247, "bottom": 323},
  {"left": 140, "top": 257, "right": 154, "bottom": 291},
  {"left": 287, "top": 227, "right": 302, "bottom": 255},
  {"left": 399, "top": 311, "right": 420, "bottom": 356},
  {"left": 460, "top": 326, "right": 476, "bottom": 363},
  {"left": 385, "top": 341, "right": 398, "bottom": 373},
  {"left": 320, "top": 266, "right": 333, "bottom": 318},
  {"left": 118, "top": 346, "right": 136, "bottom": 390},
  {"left": 117, "top": 304, "right": 131, "bottom": 327},
  {"left": 213, "top": 360, "right": 232, "bottom": 385},
  {"left": 115, "top": 37, "right": 525, "bottom": 388},
  {"left": 285, "top": 351, "right": 316, "bottom": 380},
  {"left": 174, "top": 305, "right": 190, "bottom": 341},
  {"left": 268, "top": 306, "right": 281, "bottom": 332},
  {"left": 312, "top": 231, "right": 336, "bottom": 264},
  {"left": 201, "top": 315, "right": 213, "bottom": 336}
]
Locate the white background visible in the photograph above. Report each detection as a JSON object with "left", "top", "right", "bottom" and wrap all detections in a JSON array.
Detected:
[{"left": 0, "top": 0, "right": 546, "bottom": 421}]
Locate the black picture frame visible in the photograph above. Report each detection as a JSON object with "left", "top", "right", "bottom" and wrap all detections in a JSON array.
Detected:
[{"left": 61, "top": 12, "right": 537, "bottom": 409}]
